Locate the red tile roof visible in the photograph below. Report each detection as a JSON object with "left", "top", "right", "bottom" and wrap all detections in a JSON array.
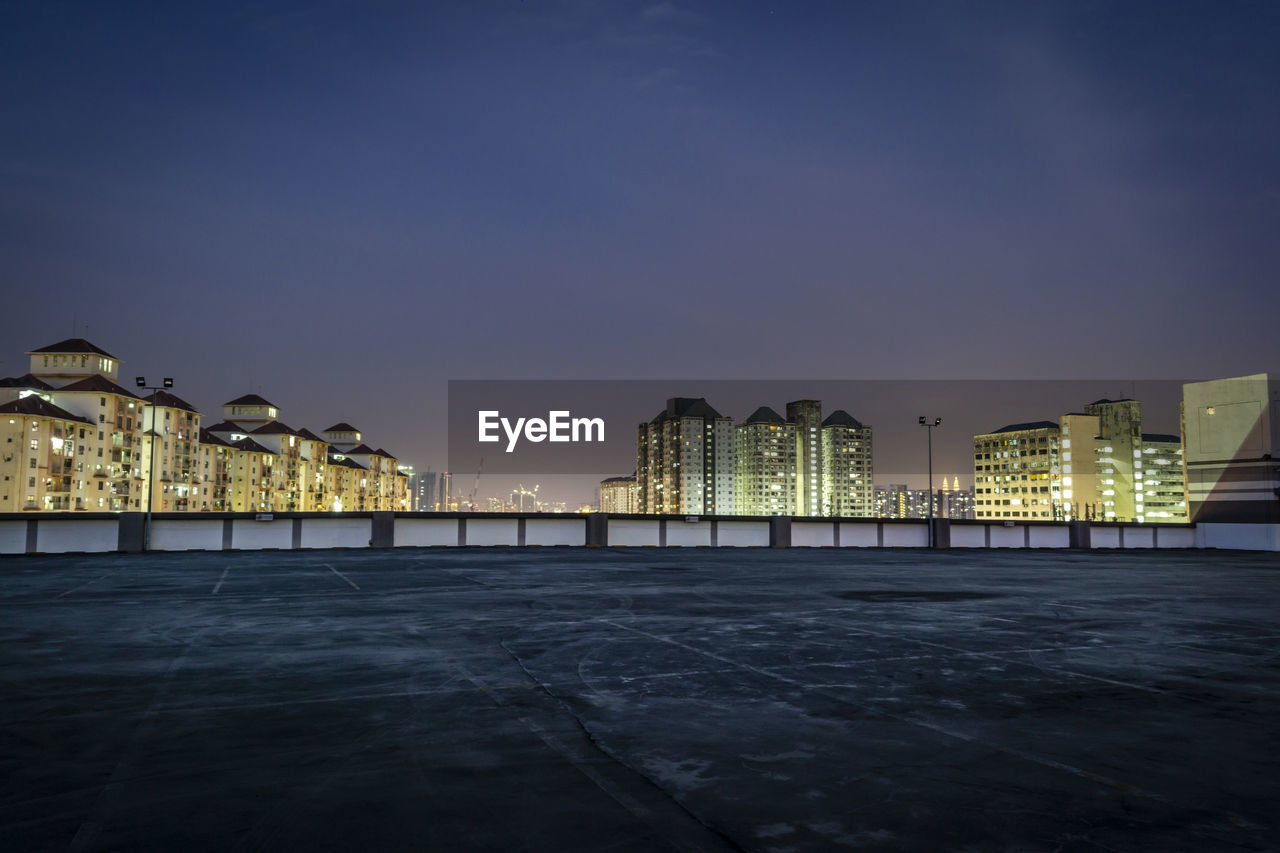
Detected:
[
  {"left": 223, "top": 393, "right": 277, "bottom": 408},
  {"left": 328, "top": 453, "right": 367, "bottom": 470},
  {"left": 28, "top": 338, "right": 117, "bottom": 358},
  {"left": 143, "top": 390, "right": 200, "bottom": 413},
  {"left": 202, "top": 420, "right": 242, "bottom": 434},
  {"left": 198, "top": 428, "right": 233, "bottom": 448},
  {"left": 232, "top": 437, "right": 275, "bottom": 454},
  {"left": 0, "top": 374, "right": 54, "bottom": 391},
  {"left": 251, "top": 421, "right": 300, "bottom": 436},
  {"left": 0, "top": 396, "right": 94, "bottom": 425},
  {"left": 55, "top": 375, "right": 143, "bottom": 399}
]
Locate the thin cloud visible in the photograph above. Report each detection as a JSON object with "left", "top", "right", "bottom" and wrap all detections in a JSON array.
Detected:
[{"left": 642, "top": 2, "right": 701, "bottom": 26}]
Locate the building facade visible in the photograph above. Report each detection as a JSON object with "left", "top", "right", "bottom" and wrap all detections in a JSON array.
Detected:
[
  {"left": 0, "top": 338, "right": 410, "bottom": 514},
  {"left": 1181, "top": 373, "right": 1279, "bottom": 524},
  {"left": 734, "top": 407, "right": 797, "bottom": 516},
  {"left": 636, "top": 398, "right": 734, "bottom": 514},
  {"left": 1085, "top": 398, "right": 1143, "bottom": 522},
  {"left": 820, "top": 410, "right": 874, "bottom": 517},
  {"left": 1059, "top": 413, "right": 1101, "bottom": 521},
  {"left": 599, "top": 475, "right": 638, "bottom": 514},
  {"left": 973, "top": 421, "right": 1062, "bottom": 520},
  {"left": 1139, "top": 433, "right": 1187, "bottom": 522},
  {"left": 874, "top": 484, "right": 934, "bottom": 519},
  {"left": 786, "top": 400, "right": 823, "bottom": 516}
]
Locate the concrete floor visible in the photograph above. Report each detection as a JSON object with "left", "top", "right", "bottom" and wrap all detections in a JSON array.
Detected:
[{"left": 1, "top": 547, "right": 1278, "bottom": 852}]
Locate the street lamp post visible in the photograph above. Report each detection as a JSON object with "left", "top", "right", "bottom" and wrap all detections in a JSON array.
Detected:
[
  {"left": 136, "top": 376, "right": 173, "bottom": 552},
  {"left": 919, "top": 416, "right": 942, "bottom": 547}
]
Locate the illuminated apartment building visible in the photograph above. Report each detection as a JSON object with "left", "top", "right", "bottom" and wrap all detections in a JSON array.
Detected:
[
  {"left": 974, "top": 403, "right": 1187, "bottom": 523},
  {"left": 599, "top": 475, "right": 638, "bottom": 513},
  {"left": 324, "top": 424, "right": 371, "bottom": 511},
  {"left": 342, "top": 443, "right": 402, "bottom": 511},
  {"left": 0, "top": 396, "right": 93, "bottom": 511},
  {"left": 786, "top": 400, "right": 823, "bottom": 516},
  {"left": 202, "top": 407, "right": 275, "bottom": 512},
  {"left": 820, "top": 410, "right": 873, "bottom": 517},
  {"left": 1139, "top": 433, "right": 1187, "bottom": 522},
  {"left": 734, "top": 407, "right": 798, "bottom": 516},
  {"left": 320, "top": 424, "right": 406, "bottom": 511},
  {"left": 196, "top": 429, "right": 233, "bottom": 511},
  {"left": 636, "top": 398, "right": 734, "bottom": 514},
  {"left": 226, "top": 438, "right": 277, "bottom": 512},
  {"left": 138, "top": 390, "right": 201, "bottom": 512},
  {"left": 1085, "top": 398, "right": 1142, "bottom": 522},
  {"left": 2, "top": 339, "right": 411, "bottom": 514},
  {"left": 874, "top": 484, "right": 933, "bottom": 519},
  {"left": 296, "top": 428, "right": 332, "bottom": 511},
  {"left": 1058, "top": 413, "right": 1100, "bottom": 521},
  {"left": 246, "top": 421, "right": 305, "bottom": 511},
  {"left": 25, "top": 340, "right": 145, "bottom": 512},
  {"left": 973, "top": 421, "right": 1061, "bottom": 520}
]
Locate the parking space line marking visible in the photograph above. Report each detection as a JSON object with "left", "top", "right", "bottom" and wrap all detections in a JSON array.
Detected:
[
  {"left": 57, "top": 573, "right": 110, "bottom": 599},
  {"left": 323, "top": 563, "right": 360, "bottom": 590},
  {"left": 598, "top": 618, "right": 1174, "bottom": 807},
  {"left": 212, "top": 566, "right": 231, "bottom": 595}
]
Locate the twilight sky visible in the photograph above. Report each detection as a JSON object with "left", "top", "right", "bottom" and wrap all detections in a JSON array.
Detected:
[{"left": 3, "top": 1, "right": 1278, "bottom": 503}]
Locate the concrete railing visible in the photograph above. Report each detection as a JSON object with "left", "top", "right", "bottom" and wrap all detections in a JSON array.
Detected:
[{"left": 1, "top": 512, "right": 1273, "bottom": 555}]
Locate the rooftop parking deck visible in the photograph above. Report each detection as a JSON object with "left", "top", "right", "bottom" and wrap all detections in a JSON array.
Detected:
[{"left": 2, "top": 548, "right": 1278, "bottom": 851}]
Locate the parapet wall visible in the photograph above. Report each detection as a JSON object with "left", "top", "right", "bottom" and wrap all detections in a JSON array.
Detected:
[{"left": 1, "top": 512, "right": 1273, "bottom": 554}]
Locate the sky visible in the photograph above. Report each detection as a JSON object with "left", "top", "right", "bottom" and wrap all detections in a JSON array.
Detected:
[{"left": 3, "top": 1, "right": 1278, "bottom": 504}]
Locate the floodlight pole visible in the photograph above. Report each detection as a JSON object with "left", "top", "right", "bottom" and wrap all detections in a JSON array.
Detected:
[
  {"left": 919, "top": 416, "right": 942, "bottom": 547},
  {"left": 136, "top": 376, "right": 174, "bottom": 552}
]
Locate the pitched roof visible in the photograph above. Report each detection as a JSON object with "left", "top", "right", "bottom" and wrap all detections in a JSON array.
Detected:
[
  {"left": 28, "top": 338, "right": 116, "bottom": 358},
  {"left": 601, "top": 475, "right": 636, "bottom": 484},
  {"left": 251, "top": 421, "right": 300, "bottom": 436},
  {"left": 652, "top": 397, "right": 722, "bottom": 423},
  {"left": 742, "top": 406, "right": 785, "bottom": 425},
  {"left": 822, "top": 409, "right": 866, "bottom": 428},
  {"left": 203, "top": 420, "right": 242, "bottom": 434},
  {"left": 374, "top": 447, "right": 396, "bottom": 459},
  {"left": 0, "top": 374, "right": 54, "bottom": 390},
  {"left": 0, "top": 396, "right": 93, "bottom": 424},
  {"left": 223, "top": 393, "right": 276, "bottom": 407},
  {"left": 344, "top": 443, "right": 378, "bottom": 455},
  {"left": 55, "top": 375, "right": 142, "bottom": 399},
  {"left": 143, "top": 390, "right": 199, "bottom": 413},
  {"left": 328, "top": 453, "right": 366, "bottom": 470},
  {"left": 989, "top": 420, "right": 1060, "bottom": 434},
  {"left": 324, "top": 422, "right": 359, "bottom": 433},
  {"left": 295, "top": 427, "right": 327, "bottom": 443},
  {"left": 1142, "top": 433, "right": 1181, "bottom": 444},
  {"left": 198, "top": 428, "right": 233, "bottom": 448},
  {"left": 1088, "top": 398, "right": 1136, "bottom": 406},
  {"left": 232, "top": 436, "right": 275, "bottom": 454}
]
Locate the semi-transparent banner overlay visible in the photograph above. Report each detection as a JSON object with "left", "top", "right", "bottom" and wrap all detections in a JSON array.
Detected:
[{"left": 447, "top": 379, "right": 1188, "bottom": 483}]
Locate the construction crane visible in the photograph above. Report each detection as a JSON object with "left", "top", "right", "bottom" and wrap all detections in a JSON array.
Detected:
[
  {"left": 515, "top": 483, "right": 540, "bottom": 512},
  {"left": 467, "top": 457, "right": 484, "bottom": 511}
]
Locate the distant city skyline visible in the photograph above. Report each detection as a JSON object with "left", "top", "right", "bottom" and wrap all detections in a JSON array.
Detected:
[{"left": 4, "top": 3, "right": 1278, "bottom": 506}]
